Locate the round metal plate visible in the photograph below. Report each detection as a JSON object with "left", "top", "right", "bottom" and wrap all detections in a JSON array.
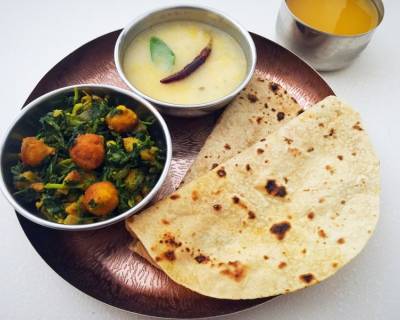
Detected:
[{"left": 17, "top": 30, "right": 334, "bottom": 318}]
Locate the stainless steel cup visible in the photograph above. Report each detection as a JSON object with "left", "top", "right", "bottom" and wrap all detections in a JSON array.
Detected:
[
  {"left": 115, "top": 5, "right": 256, "bottom": 117},
  {"left": 0, "top": 84, "right": 172, "bottom": 231},
  {"left": 276, "top": 0, "right": 384, "bottom": 71}
]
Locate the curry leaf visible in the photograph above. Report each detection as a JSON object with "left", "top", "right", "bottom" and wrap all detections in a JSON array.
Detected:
[{"left": 150, "top": 37, "right": 175, "bottom": 71}]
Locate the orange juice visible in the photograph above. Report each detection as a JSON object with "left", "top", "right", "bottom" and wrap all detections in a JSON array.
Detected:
[{"left": 286, "top": 0, "right": 379, "bottom": 35}]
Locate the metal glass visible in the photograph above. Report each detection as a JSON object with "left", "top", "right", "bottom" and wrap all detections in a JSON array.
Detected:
[{"left": 276, "top": 0, "right": 385, "bottom": 71}]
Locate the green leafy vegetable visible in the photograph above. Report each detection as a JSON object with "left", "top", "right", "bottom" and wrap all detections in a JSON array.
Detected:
[
  {"left": 150, "top": 36, "right": 175, "bottom": 71},
  {"left": 11, "top": 90, "right": 165, "bottom": 225}
]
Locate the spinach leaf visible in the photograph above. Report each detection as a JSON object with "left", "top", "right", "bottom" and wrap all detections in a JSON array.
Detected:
[{"left": 10, "top": 89, "right": 165, "bottom": 225}]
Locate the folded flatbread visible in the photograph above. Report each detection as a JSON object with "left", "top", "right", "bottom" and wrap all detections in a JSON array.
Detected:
[
  {"left": 126, "top": 96, "right": 379, "bottom": 299},
  {"left": 130, "top": 75, "right": 302, "bottom": 261},
  {"left": 185, "top": 75, "right": 303, "bottom": 183}
]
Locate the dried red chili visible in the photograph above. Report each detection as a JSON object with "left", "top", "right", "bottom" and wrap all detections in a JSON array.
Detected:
[{"left": 160, "top": 39, "right": 212, "bottom": 84}]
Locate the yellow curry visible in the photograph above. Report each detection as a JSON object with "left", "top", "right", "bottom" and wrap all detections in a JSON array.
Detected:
[{"left": 123, "top": 21, "right": 247, "bottom": 105}]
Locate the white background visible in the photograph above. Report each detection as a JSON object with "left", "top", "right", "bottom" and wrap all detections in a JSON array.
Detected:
[{"left": 1, "top": 0, "right": 399, "bottom": 319}]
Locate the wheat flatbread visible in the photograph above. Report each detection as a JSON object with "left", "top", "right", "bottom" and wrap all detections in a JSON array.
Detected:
[
  {"left": 130, "top": 75, "right": 302, "bottom": 260},
  {"left": 126, "top": 96, "right": 379, "bottom": 299},
  {"left": 185, "top": 74, "right": 302, "bottom": 183}
]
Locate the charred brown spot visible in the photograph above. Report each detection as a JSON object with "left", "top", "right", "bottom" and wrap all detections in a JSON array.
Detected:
[
  {"left": 155, "top": 257, "right": 162, "bottom": 262},
  {"left": 210, "top": 163, "right": 219, "bottom": 170},
  {"left": 224, "top": 143, "right": 231, "bottom": 150},
  {"left": 191, "top": 190, "right": 199, "bottom": 201},
  {"left": 288, "top": 147, "right": 301, "bottom": 157},
  {"left": 216, "top": 168, "right": 226, "bottom": 177},
  {"left": 269, "top": 82, "right": 280, "bottom": 93},
  {"left": 353, "top": 121, "right": 363, "bottom": 131},
  {"left": 325, "top": 165, "right": 335, "bottom": 174},
  {"left": 161, "top": 219, "right": 170, "bottom": 225},
  {"left": 284, "top": 137, "right": 293, "bottom": 145},
  {"left": 213, "top": 204, "right": 222, "bottom": 211},
  {"left": 257, "top": 77, "right": 265, "bottom": 82},
  {"left": 332, "top": 262, "right": 338, "bottom": 268},
  {"left": 297, "top": 109, "right": 304, "bottom": 116},
  {"left": 318, "top": 123, "right": 325, "bottom": 128},
  {"left": 277, "top": 112, "right": 285, "bottom": 121},
  {"left": 163, "top": 250, "right": 176, "bottom": 261},
  {"left": 324, "top": 128, "right": 336, "bottom": 138},
  {"left": 337, "top": 238, "right": 345, "bottom": 244},
  {"left": 318, "top": 229, "right": 327, "bottom": 238},
  {"left": 245, "top": 164, "right": 251, "bottom": 171},
  {"left": 266, "top": 179, "right": 287, "bottom": 198},
  {"left": 256, "top": 117, "right": 263, "bottom": 124},
  {"left": 194, "top": 254, "right": 209, "bottom": 264},
  {"left": 341, "top": 200, "right": 346, "bottom": 205},
  {"left": 302, "top": 248, "right": 307, "bottom": 254},
  {"left": 278, "top": 262, "right": 287, "bottom": 269},
  {"left": 352, "top": 152, "right": 357, "bottom": 156},
  {"left": 162, "top": 233, "right": 182, "bottom": 248},
  {"left": 307, "top": 212, "right": 315, "bottom": 220},
  {"left": 232, "top": 196, "right": 240, "bottom": 204},
  {"left": 170, "top": 194, "right": 180, "bottom": 200},
  {"left": 247, "top": 93, "right": 258, "bottom": 103},
  {"left": 307, "top": 147, "right": 314, "bottom": 152},
  {"left": 248, "top": 211, "right": 256, "bottom": 219},
  {"left": 337, "top": 155, "right": 344, "bottom": 160},
  {"left": 270, "top": 221, "right": 291, "bottom": 240},
  {"left": 264, "top": 103, "right": 269, "bottom": 109},
  {"left": 300, "top": 273, "right": 314, "bottom": 284},
  {"left": 257, "top": 148, "right": 264, "bottom": 154},
  {"left": 263, "top": 255, "right": 269, "bottom": 260},
  {"left": 219, "top": 261, "right": 247, "bottom": 282},
  {"left": 319, "top": 198, "right": 325, "bottom": 203},
  {"left": 185, "top": 247, "right": 190, "bottom": 253}
]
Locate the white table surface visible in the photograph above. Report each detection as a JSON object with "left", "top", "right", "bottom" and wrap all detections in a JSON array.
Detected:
[{"left": 1, "top": 0, "right": 399, "bottom": 319}]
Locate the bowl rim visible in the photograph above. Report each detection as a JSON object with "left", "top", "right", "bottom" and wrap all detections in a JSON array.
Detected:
[
  {"left": 114, "top": 4, "right": 257, "bottom": 110},
  {"left": 0, "top": 84, "right": 172, "bottom": 231}
]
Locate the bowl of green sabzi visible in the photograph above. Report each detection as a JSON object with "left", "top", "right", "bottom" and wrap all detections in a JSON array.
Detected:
[{"left": 0, "top": 84, "right": 172, "bottom": 230}]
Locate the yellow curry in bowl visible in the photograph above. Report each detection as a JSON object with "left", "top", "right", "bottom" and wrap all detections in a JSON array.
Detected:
[{"left": 122, "top": 21, "right": 247, "bottom": 105}]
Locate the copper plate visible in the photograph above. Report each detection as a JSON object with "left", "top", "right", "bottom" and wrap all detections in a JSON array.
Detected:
[{"left": 17, "top": 30, "right": 334, "bottom": 318}]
